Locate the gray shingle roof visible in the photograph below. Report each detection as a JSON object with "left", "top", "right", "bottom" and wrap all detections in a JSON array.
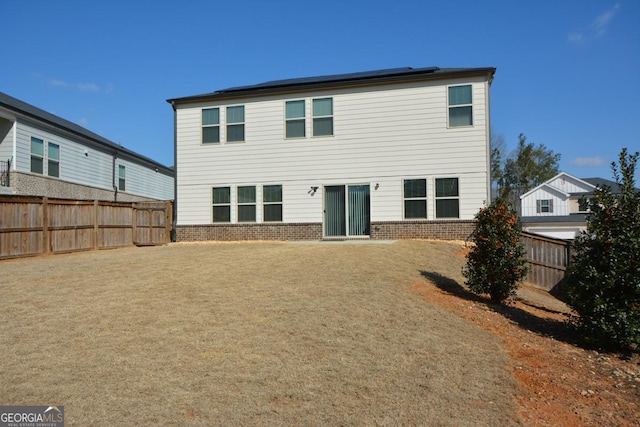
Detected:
[
  {"left": 167, "top": 66, "right": 496, "bottom": 104},
  {"left": 582, "top": 177, "right": 623, "bottom": 193}
]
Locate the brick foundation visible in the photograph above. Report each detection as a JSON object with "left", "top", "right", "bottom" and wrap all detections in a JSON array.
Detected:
[
  {"left": 177, "top": 220, "right": 475, "bottom": 242},
  {"left": 9, "top": 172, "right": 159, "bottom": 202},
  {"left": 177, "top": 223, "right": 323, "bottom": 241},
  {"left": 370, "top": 220, "right": 475, "bottom": 241}
]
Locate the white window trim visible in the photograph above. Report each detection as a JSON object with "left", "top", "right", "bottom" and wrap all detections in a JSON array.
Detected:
[
  {"left": 47, "top": 142, "right": 60, "bottom": 178},
  {"left": 212, "top": 186, "right": 232, "bottom": 223},
  {"left": 226, "top": 105, "right": 246, "bottom": 144},
  {"left": 536, "top": 199, "right": 554, "bottom": 214},
  {"left": 237, "top": 185, "right": 256, "bottom": 222},
  {"left": 201, "top": 105, "right": 247, "bottom": 145},
  {"left": 312, "top": 97, "right": 334, "bottom": 137},
  {"left": 283, "top": 97, "right": 335, "bottom": 139},
  {"left": 30, "top": 136, "right": 44, "bottom": 175},
  {"left": 434, "top": 177, "right": 460, "bottom": 219},
  {"left": 403, "top": 178, "right": 428, "bottom": 220},
  {"left": 447, "top": 84, "right": 473, "bottom": 128},
  {"left": 284, "top": 100, "right": 307, "bottom": 139},
  {"left": 201, "top": 107, "right": 221, "bottom": 145},
  {"left": 262, "top": 184, "right": 283, "bottom": 222}
]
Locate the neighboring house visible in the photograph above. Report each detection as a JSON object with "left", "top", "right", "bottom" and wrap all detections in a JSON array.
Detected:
[
  {"left": 0, "top": 92, "right": 174, "bottom": 201},
  {"left": 167, "top": 66, "right": 496, "bottom": 241},
  {"left": 520, "top": 172, "right": 620, "bottom": 239}
]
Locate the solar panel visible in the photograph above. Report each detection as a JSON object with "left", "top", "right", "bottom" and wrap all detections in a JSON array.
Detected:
[{"left": 220, "top": 66, "right": 440, "bottom": 93}]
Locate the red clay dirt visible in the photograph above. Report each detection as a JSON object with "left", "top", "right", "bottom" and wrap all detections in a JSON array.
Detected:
[{"left": 412, "top": 255, "right": 640, "bottom": 426}]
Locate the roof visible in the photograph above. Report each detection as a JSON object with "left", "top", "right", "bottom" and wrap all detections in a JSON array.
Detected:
[
  {"left": 521, "top": 214, "right": 589, "bottom": 224},
  {"left": 167, "top": 66, "right": 496, "bottom": 104},
  {"left": 520, "top": 182, "right": 571, "bottom": 200},
  {"left": 0, "top": 91, "right": 173, "bottom": 173},
  {"left": 582, "top": 177, "right": 624, "bottom": 193}
]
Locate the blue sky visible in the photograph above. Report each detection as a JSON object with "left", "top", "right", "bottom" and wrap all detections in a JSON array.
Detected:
[{"left": 3, "top": 0, "right": 638, "bottom": 180}]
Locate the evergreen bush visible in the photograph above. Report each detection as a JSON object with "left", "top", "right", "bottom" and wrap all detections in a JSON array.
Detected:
[
  {"left": 565, "top": 149, "right": 640, "bottom": 350},
  {"left": 463, "top": 198, "right": 529, "bottom": 303}
]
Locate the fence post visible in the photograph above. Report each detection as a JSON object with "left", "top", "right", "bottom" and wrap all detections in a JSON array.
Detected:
[
  {"left": 42, "top": 197, "right": 49, "bottom": 254},
  {"left": 93, "top": 200, "right": 99, "bottom": 250}
]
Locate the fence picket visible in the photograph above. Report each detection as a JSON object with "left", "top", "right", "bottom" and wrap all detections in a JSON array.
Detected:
[
  {"left": 0, "top": 195, "right": 172, "bottom": 260},
  {"left": 521, "top": 231, "right": 571, "bottom": 291}
]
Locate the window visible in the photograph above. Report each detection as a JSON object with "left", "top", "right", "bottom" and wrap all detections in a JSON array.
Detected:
[
  {"left": 313, "top": 98, "right": 333, "bottom": 136},
  {"left": 404, "top": 179, "right": 427, "bottom": 219},
  {"left": 285, "top": 100, "right": 305, "bottom": 138},
  {"left": 578, "top": 197, "right": 590, "bottom": 213},
  {"left": 30, "top": 137, "right": 44, "bottom": 174},
  {"left": 435, "top": 178, "right": 459, "bottom": 218},
  {"left": 536, "top": 199, "right": 553, "bottom": 213},
  {"left": 212, "top": 187, "right": 231, "bottom": 222},
  {"left": 263, "top": 185, "right": 283, "bottom": 222},
  {"left": 237, "top": 186, "right": 256, "bottom": 222},
  {"left": 227, "top": 106, "right": 245, "bottom": 142},
  {"left": 48, "top": 143, "right": 60, "bottom": 177},
  {"left": 202, "top": 108, "right": 220, "bottom": 144},
  {"left": 448, "top": 85, "right": 472, "bottom": 127},
  {"left": 118, "top": 165, "right": 126, "bottom": 191}
]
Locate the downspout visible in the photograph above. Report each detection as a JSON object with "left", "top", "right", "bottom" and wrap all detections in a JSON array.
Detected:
[
  {"left": 170, "top": 101, "right": 178, "bottom": 242},
  {"left": 112, "top": 148, "right": 118, "bottom": 202},
  {"left": 486, "top": 71, "right": 494, "bottom": 203}
]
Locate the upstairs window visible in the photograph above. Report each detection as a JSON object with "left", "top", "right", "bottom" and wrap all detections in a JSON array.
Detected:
[
  {"left": 30, "top": 137, "right": 44, "bottom": 174},
  {"left": 118, "top": 165, "right": 126, "bottom": 191},
  {"left": 237, "top": 186, "right": 256, "bottom": 222},
  {"left": 448, "top": 85, "right": 473, "bottom": 127},
  {"left": 404, "top": 179, "right": 427, "bottom": 219},
  {"left": 212, "top": 187, "right": 231, "bottom": 222},
  {"left": 227, "top": 106, "right": 245, "bottom": 142},
  {"left": 285, "top": 100, "right": 306, "bottom": 138},
  {"left": 312, "top": 98, "right": 333, "bottom": 136},
  {"left": 435, "top": 178, "right": 459, "bottom": 218},
  {"left": 48, "top": 143, "right": 60, "bottom": 178},
  {"left": 202, "top": 108, "right": 220, "bottom": 144},
  {"left": 536, "top": 199, "right": 553, "bottom": 213},
  {"left": 578, "top": 197, "right": 590, "bottom": 213},
  {"left": 263, "top": 185, "right": 283, "bottom": 222}
]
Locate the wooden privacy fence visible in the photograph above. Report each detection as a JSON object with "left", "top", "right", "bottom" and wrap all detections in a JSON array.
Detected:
[
  {"left": 0, "top": 195, "right": 173, "bottom": 260},
  {"left": 521, "top": 231, "right": 572, "bottom": 291}
]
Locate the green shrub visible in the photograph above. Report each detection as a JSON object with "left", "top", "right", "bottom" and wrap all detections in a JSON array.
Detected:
[
  {"left": 463, "top": 198, "right": 529, "bottom": 303},
  {"left": 565, "top": 149, "right": 640, "bottom": 350}
]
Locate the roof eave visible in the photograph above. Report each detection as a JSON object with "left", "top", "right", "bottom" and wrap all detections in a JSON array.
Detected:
[{"left": 167, "top": 67, "right": 496, "bottom": 105}]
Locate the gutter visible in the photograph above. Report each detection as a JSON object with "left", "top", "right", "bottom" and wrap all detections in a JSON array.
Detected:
[
  {"left": 112, "top": 148, "right": 118, "bottom": 201},
  {"left": 169, "top": 101, "right": 178, "bottom": 242}
]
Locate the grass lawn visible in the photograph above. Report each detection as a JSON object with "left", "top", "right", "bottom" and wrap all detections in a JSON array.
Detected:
[{"left": 0, "top": 240, "right": 522, "bottom": 426}]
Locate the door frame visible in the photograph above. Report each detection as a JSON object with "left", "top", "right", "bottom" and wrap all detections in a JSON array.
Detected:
[{"left": 323, "top": 183, "right": 371, "bottom": 238}]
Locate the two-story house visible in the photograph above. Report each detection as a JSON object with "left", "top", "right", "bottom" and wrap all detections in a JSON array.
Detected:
[
  {"left": 167, "top": 66, "right": 496, "bottom": 241},
  {"left": 520, "top": 172, "right": 620, "bottom": 239},
  {"left": 0, "top": 92, "right": 174, "bottom": 202}
]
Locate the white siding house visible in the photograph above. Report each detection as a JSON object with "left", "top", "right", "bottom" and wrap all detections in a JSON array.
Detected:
[
  {"left": 520, "top": 172, "right": 609, "bottom": 239},
  {"left": 0, "top": 92, "right": 174, "bottom": 201},
  {"left": 168, "top": 66, "right": 496, "bottom": 241}
]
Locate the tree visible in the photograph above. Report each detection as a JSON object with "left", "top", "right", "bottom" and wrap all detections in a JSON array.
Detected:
[
  {"left": 495, "top": 133, "right": 561, "bottom": 210},
  {"left": 463, "top": 198, "right": 529, "bottom": 303},
  {"left": 564, "top": 148, "right": 640, "bottom": 350},
  {"left": 490, "top": 131, "right": 506, "bottom": 199}
]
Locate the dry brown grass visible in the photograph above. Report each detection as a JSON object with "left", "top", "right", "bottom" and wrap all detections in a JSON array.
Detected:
[{"left": 0, "top": 240, "right": 521, "bottom": 426}]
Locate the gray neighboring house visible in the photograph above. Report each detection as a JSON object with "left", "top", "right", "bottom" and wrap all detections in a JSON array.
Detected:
[
  {"left": 0, "top": 91, "right": 174, "bottom": 201},
  {"left": 520, "top": 172, "right": 621, "bottom": 239}
]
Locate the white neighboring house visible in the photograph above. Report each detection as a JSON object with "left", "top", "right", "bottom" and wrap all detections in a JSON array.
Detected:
[
  {"left": 168, "top": 66, "right": 496, "bottom": 241},
  {"left": 0, "top": 92, "right": 174, "bottom": 201},
  {"left": 520, "top": 172, "right": 619, "bottom": 239}
]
